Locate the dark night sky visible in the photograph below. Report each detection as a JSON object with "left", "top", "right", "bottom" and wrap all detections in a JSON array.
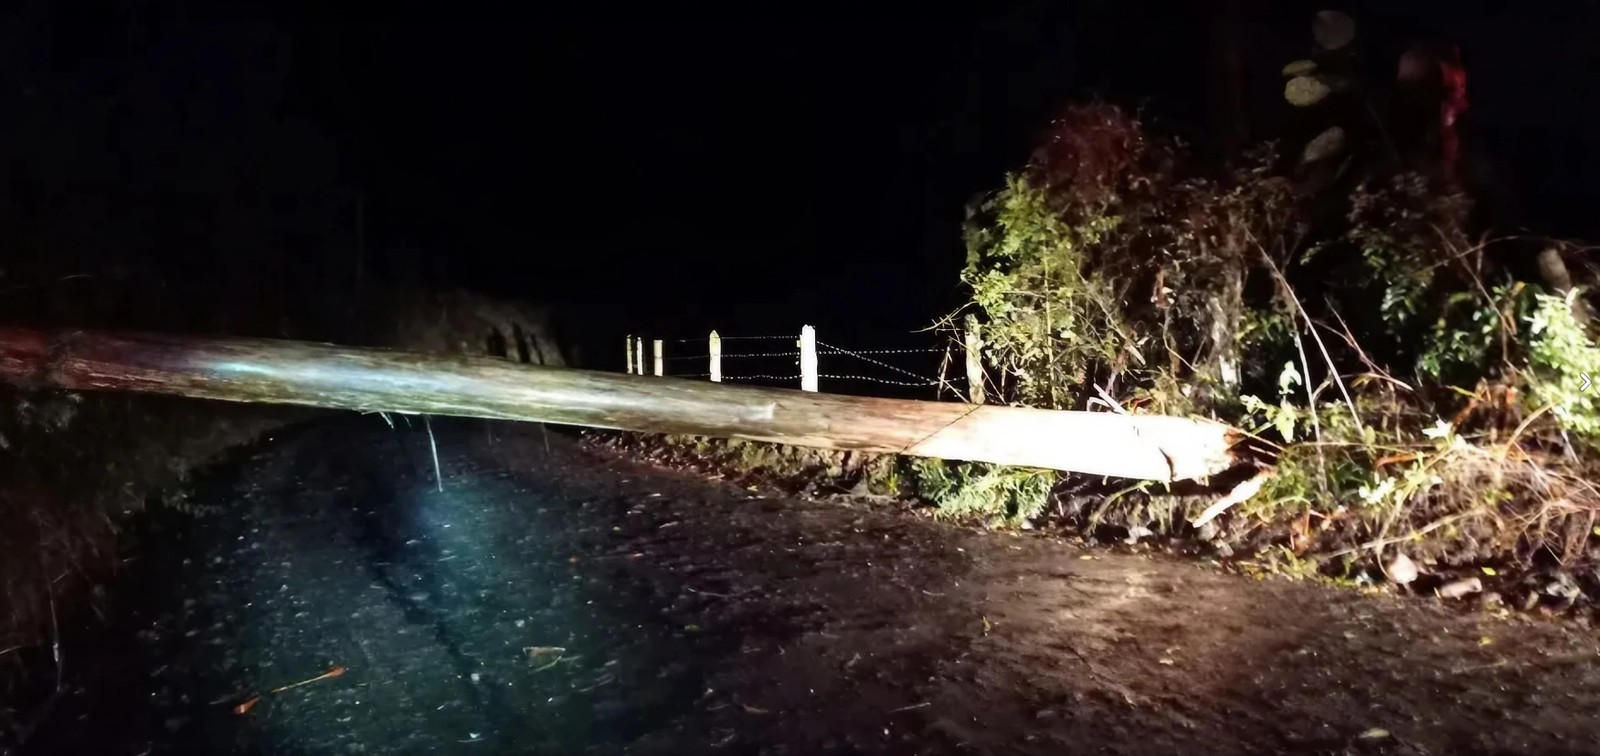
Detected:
[
  {"left": 287, "top": 1, "right": 1600, "bottom": 323},
  {"left": 287, "top": 4, "right": 1116, "bottom": 337},
  {"left": 5, "top": 1, "right": 1600, "bottom": 359}
]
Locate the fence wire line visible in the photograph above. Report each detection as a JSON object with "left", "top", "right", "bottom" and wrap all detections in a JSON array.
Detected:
[
  {"left": 817, "top": 340, "right": 939, "bottom": 382},
  {"left": 682, "top": 373, "right": 935, "bottom": 387},
  {"left": 670, "top": 335, "right": 794, "bottom": 344},
  {"left": 719, "top": 373, "right": 802, "bottom": 382},
  {"left": 648, "top": 334, "right": 954, "bottom": 389},
  {"left": 722, "top": 350, "right": 802, "bottom": 359},
  {"left": 667, "top": 350, "right": 801, "bottom": 362},
  {"left": 820, "top": 373, "right": 941, "bottom": 387},
  {"left": 816, "top": 347, "right": 943, "bottom": 356}
]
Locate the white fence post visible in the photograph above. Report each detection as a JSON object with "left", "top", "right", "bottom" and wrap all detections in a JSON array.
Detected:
[
  {"left": 709, "top": 330, "right": 722, "bottom": 382},
  {"left": 626, "top": 336, "right": 636, "bottom": 375},
  {"left": 799, "top": 325, "right": 818, "bottom": 392},
  {"left": 635, "top": 338, "right": 645, "bottom": 377},
  {"left": 653, "top": 339, "right": 664, "bottom": 377},
  {"left": 964, "top": 315, "right": 986, "bottom": 405}
]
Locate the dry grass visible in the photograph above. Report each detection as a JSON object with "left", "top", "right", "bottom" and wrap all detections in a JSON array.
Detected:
[{"left": 1359, "top": 435, "right": 1600, "bottom": 567}]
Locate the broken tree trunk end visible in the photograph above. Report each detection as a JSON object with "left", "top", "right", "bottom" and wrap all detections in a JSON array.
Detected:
[{"left": 0, "top": 327, "right": 1244, "bottom": 482}]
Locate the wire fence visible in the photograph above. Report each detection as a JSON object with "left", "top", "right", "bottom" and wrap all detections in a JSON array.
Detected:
[{"left": 624, "top": 323, "right": 989, "bottom": 403}]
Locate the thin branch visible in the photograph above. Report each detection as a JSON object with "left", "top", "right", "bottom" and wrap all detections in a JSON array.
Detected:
[
  {"left": 425, "top": 415, "right": 443, "bottom": 493},
  {"left": 1260, "top": 251, "right": 1362, "bottom": 431},
  {"left": 1328, "top": 511, "right": 1482, "bottom": 558}
]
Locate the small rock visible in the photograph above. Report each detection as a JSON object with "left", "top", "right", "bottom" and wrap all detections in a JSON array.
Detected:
[
  {"left": 1436, "top": 577, "right": 1482, "bottom": 599},
  {"left": 1211, "top": 541, "right": 1234, "bottom": 559},
  {"left": 1196, "top": 521, "right": 1219, "bottom": 542},
  {"left": 1386, "top": 553, "right": 1419, "bottom": 585},
  {"left": 1480, "top": 592, "right": 1504, "bottom": 609},
  {"left": 1124, "top": 525, "right": 1154, "bottom": 544}
]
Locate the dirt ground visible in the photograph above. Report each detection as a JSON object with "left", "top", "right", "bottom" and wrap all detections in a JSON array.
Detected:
[{"left": 12, "top": 417, "right": 1600, "bottom": 755}]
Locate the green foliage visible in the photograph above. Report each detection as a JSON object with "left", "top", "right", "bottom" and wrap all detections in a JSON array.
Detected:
[
  {"left": 962, "top": 174, "right": 1132, "bottom": 408},
  {"left": 1417, "top": 283, "right": 1532, "bottom": 381},
  {"left": 956, "top": 105, "right": 1299, "bottom": 415},
  {"left": 1326, "top": 172, "right": 1486, "bottom": 380},
  {"left": 939, "top": 73, "right": 1600, "bottom": 575},
  {"left": 911, "top": 459, "right": 1054, "bottom": 526},
  {"left": 863, "top": 455, "right": 908, "bottom": 496},
  {"left": 1238, "top": 306, "right": 1295, "bottom": 387},
  {"left": 1527, "top": 289, "right": 1600, "bottom": 447},
  {"left": 1239, "top": 361, "right": 1308, "bottom": 442}
]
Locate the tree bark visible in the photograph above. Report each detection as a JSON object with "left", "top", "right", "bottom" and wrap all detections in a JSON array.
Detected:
[
  {"left": 0, "top": 327, "right": 1243, "bottom": 483},
  {"left": 1536, "top": 244, "right": 1593, "bottom": 335}
]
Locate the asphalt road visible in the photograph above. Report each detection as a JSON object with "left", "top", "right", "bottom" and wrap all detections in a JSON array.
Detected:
[
  {"left": 23, "top": 418, "right": 727, "bottom": 754},
  {"left": 17, "top": 416, "right": 1600, "bottom": 755}
]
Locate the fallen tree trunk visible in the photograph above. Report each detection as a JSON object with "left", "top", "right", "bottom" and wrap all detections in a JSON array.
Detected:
[{"left": 0, "top": 327, "right": 1243, "bottom": 482}]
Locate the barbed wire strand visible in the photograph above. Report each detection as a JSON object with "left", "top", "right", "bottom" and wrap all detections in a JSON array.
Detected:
[
  {"left": 819, "top": 373, "right": 941, "bottom": 387},
  {"left": 676, "top": 372, "right": 956, "bottom": 390},
  {"left": 670, "top": 335, "right": 794, "bottom": 344},
  {"left": 719, "top": 374, "right": 803, "bottom": 382},
  {"left": 816, "top": 347, "right": 943, "bottom": 356},
  {"left": 722, "top": 350, "right": 801, "bottom": 359},
  {"left": 817, "top": 341, "right": 939, "bottom": 382},
  {"left": 668, "top": 350, "right": 806, "bottom": 362}
]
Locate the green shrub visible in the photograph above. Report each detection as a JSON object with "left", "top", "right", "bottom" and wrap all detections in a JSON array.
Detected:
[
  {"left": 912, "top": 459, "right": 1054, "bottom": 526},
  {"left": 1527, "top": 288, "right": 1600, "bottom": 448}
]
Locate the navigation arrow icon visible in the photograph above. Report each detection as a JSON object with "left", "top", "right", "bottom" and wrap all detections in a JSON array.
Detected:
[{"left": 1583, "top": 373, "right": 1593, "bottom": 393}]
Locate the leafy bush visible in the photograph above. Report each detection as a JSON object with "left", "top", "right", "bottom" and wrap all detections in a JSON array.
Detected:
[
  {"left": 1528, "top": 288, "right": 1600, "bottom": 448},
  {"left": 912, "top": 459, "right": 1054, "bottom": 526},
  {"left": 915, "top": 11, "right": 1600, "bottom": 569},
  {"left": 953, "top": 104, "right": 1299, "bottom": 416},
  {"left": 943, "top": 91, "right": 1600, "bottom": 575},
  {"left": 961, "top": 174, "right": 1130, "bottom": 409}
]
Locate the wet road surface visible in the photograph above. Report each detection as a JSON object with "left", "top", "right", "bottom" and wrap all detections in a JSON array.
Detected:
[{"left": 17, "top": 417, "right": 1600, "bottom": 755}]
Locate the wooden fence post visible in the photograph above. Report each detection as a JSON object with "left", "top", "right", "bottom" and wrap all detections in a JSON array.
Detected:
[
  {"left": 964, "top": 315, "right": 986, "bottom": 405},
  {"left": 799, "top": 325, "right": 818, "bottom": 392},
  {"left": 709, "top": 330, "right": 722, "bottom": 382},
  {"left": 635, "top": 338, "right": 645, "bottom": 377},
  {"left": 626, "top": 336, "right": 636, "bottom": 375},
  {"left": 653, "top": 339, "right": 664, "bottom": 377}
]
